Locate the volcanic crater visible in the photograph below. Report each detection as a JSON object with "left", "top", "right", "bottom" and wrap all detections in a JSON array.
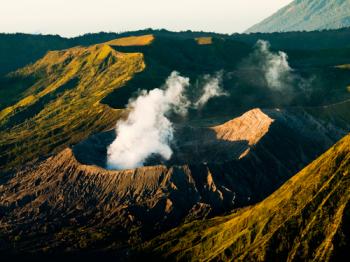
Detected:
[{"left": 72, "top": 108, "right": 273, "bottom": 170}]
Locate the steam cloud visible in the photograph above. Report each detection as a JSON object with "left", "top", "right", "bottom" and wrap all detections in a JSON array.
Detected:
[
  {"left": 194, "top": 72, "right": 228, "bottom": 108},
  {"left": 256, "top": 40, "right": 293, "bottom": 91},
  {"left": 107, "top": 71, "right": 190, "bottom": 170},
  {"left": 106, "top": 41, "right": 310, "bottom": 170},
  {"left": 107, "top": 71, "right": 227, "bottom": 170},
  {"left": 240, "top": 40, "right": 312, "bottom": 102}
]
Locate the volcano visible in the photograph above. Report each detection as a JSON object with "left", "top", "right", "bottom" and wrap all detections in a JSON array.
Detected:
[
  {"left": 1, "top": 32, "right": 350, "bottom": 260},
  {"left": 0, "top": 107, "right": 346, "bottom": 257}
]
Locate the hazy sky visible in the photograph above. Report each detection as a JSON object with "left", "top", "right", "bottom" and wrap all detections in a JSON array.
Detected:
[{"left": 1, "top": 0, "right": 293, "bottom": 37}]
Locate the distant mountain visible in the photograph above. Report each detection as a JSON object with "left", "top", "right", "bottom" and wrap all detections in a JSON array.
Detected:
[
  {"left": 143, "top": 132, "right": 350, "bottom": 261},
  {"left": 246, "top": 0, "right": 350, "bottom": 33}
]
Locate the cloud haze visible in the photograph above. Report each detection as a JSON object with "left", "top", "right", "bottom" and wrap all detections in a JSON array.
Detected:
[{"left": 0, "top": 0, "right": 293, "bottom": 36}]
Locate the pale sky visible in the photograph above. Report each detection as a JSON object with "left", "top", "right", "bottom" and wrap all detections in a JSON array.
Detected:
[{"left": 0, "top": 0, "right": 293, "bottom": 37}]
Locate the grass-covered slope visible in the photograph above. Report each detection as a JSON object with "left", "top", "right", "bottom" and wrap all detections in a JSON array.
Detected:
[
  {"left": 143, "top": 133, "right": 350, "bottom": 261},
  {"left": 102, "top": 35, "right": 350, "bottom": 121},
  {"left": 2, "top": 33, "right": 350, "bottom": 174},
  {"left": 101, "top": 37, "right": 251, "bottom": 112},
  {"left": 0, "top": 42, "right": 145, "bottom": 173},
  {"left": 4, "top": 28, "right": 350, "bottom": 78},
  {"left": 105, "top": 34, "right": 155, "bottom": 46},
  {"left": 246, "top": 0, "right": 350, "bottom": 33},
  {"left": 0, "top": 32, "right": 153, "bottom": 76}
]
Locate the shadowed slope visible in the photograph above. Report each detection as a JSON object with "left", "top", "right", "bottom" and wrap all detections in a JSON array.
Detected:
[
  {"left": 143, "top": 133, "right": 350, "bottom": 261},
  {"left": 0, "top": 107, "right": 346, "bottom": 258},
  {"left": 2, "top": 32, "right": 348, "bottom": 176},
  {"left": 306, "top": 99, "right": 350, "bottom": 130}
]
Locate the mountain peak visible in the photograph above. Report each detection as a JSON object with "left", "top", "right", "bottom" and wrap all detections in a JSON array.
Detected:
[
  {"left": 246, "top": 0, "right": 350, "bottom": 33},
  {"left": 212, "top": 108, "right": 274, "bottom": 147}
]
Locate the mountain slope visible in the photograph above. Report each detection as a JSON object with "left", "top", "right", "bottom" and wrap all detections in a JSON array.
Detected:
[
  {"left": 1, "top": 32, "right": 350, "bottom": 260},
  {"left": 3, "top": 32, "right": 350, "bottom": 175},
  {"left": 0, "top": 108, "right": 346, "bottom": 257},
  {"left": 246, "top": 0, "right": 350, "bottom": 33},
  {"left": 306, "top": 99, "right": 350, "bottom": 130},
  {"left": 0, "top": 42, "right": 145, "bottom": 174},
  {"left": 105, "top": 34, "right": 154, "bottom": 46},
  {"left": 142, "top": 132, "right": 350, "bottom": 261}
]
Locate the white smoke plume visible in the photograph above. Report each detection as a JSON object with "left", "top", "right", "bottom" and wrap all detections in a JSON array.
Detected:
[
  {"left": 239, "top": 39, "right": 312, "bottom": 102},
  {"left": 256, "top": 40, "right": 293, "bottom": 90},
  {"left": 255, "top": 40, "right": 293, "bottom": 91},
  {"left": 106, "top": 71, "right": 190, "bottom": 170},
  {"left": 194, "top": 72, "right": 228, "bottom": 108}
]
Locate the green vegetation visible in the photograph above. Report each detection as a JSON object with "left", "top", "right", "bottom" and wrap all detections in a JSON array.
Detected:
[
  {"left": 55, "top": 227, "right": 110, "bottom": 250},
  {"left": 1, "top": 31, "right": 350, "bottom": 174},
  {"left": 102, "top": 35, "right": 350, "bottom": 119},
  {"left": 0, "top": 33, "right": 69, "bottom": 76},
  {"left": 101, "top": 37, "right": 251, "bottom": 113},
  {"left": 4, "top": 27, "right": 350, "bottom": 77},
  {"left": 0, "top": 43, "right": 145, "bottom": 173},
  {"left": 142, "top": 133, "right": 350, "bottom": 261},
  {"left": 0, "top": 29, "right": 350, "bottom": 260}
]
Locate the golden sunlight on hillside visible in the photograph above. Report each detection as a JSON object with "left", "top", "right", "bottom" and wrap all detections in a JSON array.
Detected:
[
  {"left": 195, "top": 37, "right": 213, "bottom": 45},
  {"left": 105, "top": 34, "right": 154, "bottom": 46}
]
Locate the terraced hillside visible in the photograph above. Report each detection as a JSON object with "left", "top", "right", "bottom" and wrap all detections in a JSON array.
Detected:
[
  {"left": 143, "top": 132, "right": 350, "bottom": 261},
  {"left": 0, "top": 42, "right": 145, "bottom": 173}
]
